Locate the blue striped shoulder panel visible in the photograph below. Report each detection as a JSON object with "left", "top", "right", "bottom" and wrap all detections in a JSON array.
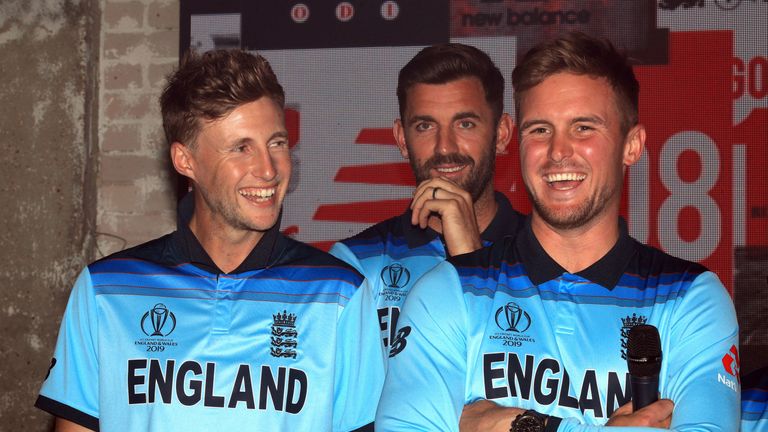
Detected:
[
  {"left": 88, "top": 233, "right": 363, "bottom": 306},
  {"left": 451, "top": 236, "right": 707, "bottom": 307}
]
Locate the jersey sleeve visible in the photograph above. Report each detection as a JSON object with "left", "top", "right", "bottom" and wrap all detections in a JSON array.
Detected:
[
  {"left": 329, "top": 242, "right": 366, "bottom": 275},
  {"left": 333, "top": 277, "right": 386, "bottom": 431},
  {"left": 375, "top": 261, "right": 468, "bottom": 431},
  {"left": 35, "top": 268, "right": 100, "bottom": 430},
  {"left": 557, "top": 271, "right": 740, "bottom": 432},
  {"left": 662, "top": 271, "right": 740, "bottom": 430}
]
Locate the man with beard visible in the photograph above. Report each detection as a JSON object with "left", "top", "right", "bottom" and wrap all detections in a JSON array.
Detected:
[
  {"left": 377, "top": 32, "right": 739, "bottom": 431},
  {"left": 35, "top": 50, "right": 381, "bottom": 432},
  {"left": 330, "top": 43, "right": 524, "bottom": 371}
]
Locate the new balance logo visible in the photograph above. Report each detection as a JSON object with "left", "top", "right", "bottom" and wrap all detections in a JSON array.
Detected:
[{"left": 388, "top": 326, "right": 411, "bottom": 358}]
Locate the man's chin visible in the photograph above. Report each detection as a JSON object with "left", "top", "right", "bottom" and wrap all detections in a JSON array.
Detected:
[
  {"left": 229, "top": 211, "right": 280, "bottom": 233},
  {"left": 534, "top": 205, "right": 594, "bottom": 231},
  {"left": 244, "top": 218, "right": 280, "bottom": 233}
]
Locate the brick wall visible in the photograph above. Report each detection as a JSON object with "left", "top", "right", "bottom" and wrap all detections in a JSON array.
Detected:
[{"left": 97, "top": 0, "right": 180, "bottom": 256}]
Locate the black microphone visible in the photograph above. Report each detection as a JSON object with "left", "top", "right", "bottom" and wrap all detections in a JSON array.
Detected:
[{"left": 627, "top": 324, "right": 662, "bottom": 411}]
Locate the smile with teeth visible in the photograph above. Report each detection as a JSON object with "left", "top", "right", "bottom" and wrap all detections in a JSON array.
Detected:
[
  {"left": 436, "top": 165, "right": 464, "bottom": 173},
  {"left": 239, "top": 188, "right": 276, "bottom": 201},
  {"left": 544, "top": 172, "right": 586, "bottom": 183}
]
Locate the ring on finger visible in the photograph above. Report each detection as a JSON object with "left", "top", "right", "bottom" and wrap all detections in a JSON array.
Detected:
[{"left": 432, "top": 187, "right": 440, "bottom": 199}]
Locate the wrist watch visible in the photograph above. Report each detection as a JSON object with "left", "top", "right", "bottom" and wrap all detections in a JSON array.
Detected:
[{"left": 510, "top": 409, "right": 548, "bottom": 432}]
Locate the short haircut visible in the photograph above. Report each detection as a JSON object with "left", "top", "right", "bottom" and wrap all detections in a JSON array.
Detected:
[
  {"left": 161, "top": 49, "right": 285, "bottom": 148},
  {"left": 397, "top": 43, "right": 505, "bottom": 122},
  {"left": 512, "top": 32, "right": 639, "bottom": 135}
]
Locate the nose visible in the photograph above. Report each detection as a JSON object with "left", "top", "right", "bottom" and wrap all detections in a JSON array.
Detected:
[
  {"left": 436, "top": 127, "right": 458, "bottom": 155},
  {"left": 250, "top": 147, "right": 277, "bottom": 181},
  {"left": 548, "top": 131, "right": 573, "bottom": 163}
]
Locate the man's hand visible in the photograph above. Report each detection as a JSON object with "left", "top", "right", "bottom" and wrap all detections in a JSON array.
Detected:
[
  {"left": 606, "top": 399, "right": 674, "bottom": 428},
  {"left": 460, "top": 399, "right": 524, "bottom": 432},
  {"left": 410, "top": 178, "right": 482, "bottom": 256}
]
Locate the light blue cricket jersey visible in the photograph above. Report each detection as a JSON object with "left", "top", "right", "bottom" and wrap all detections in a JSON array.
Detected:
[
  {"left": 330, "top": 192, "right": 523, "bottom": 355},
  {"left": 378, "top": 219, "right": 740, "bottom": 431},
  {"left": 36, "top": 222, "right": 383, "bottom": 431}
]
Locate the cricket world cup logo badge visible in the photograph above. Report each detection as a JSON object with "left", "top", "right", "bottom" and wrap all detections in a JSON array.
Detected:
[
  {"left": 495, "top": 302, "right": 532, "bottom": 333},
  {"left": 381, "top": 263, "right": 410, "bottom": 288},
  {"left": 141, "top": 303, "right": 177, "bottom": 337}
]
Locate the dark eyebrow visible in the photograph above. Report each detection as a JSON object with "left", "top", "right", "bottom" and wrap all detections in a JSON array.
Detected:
[
  {"left": 452, "top": 111, "right": 481, "bottom": 121},
  {"left": 406, "top": 112, "right": 481, "bottom": 126},
  {"left": 519, "top": 119, "right": 550, "bottom": 131},
  {"left": 231, "top": 137, "right": 253, "bottom": 147},
  {"left": 269, "top": 131, "right": 289, "bottom": 140},
  {"left": 406, "top": 114, "right": 436, "bottom": 126},
  {"left": 571, "top": 116, "right": 606, "bottom": 126},
  {"left": 519, "top": 116, "right": 606, "bottom": 131},
  {"left": 231, "top": 130, "right": 288, "bottom": 147}
]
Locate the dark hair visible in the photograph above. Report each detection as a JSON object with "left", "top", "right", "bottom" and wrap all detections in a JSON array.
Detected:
[
  {"left": 397, "top": 43, "right": 505, "bottom": 122},
  {"left": 160, "top": 49, "right": 285, "bottom": 148},
  {"left": 512, "top": 32, "right": 639, "bottom": 135}
]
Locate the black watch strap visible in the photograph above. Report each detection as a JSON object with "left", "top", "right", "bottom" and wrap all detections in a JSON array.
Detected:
[
  {"left": 544, "top": 415, "right": 562, "bottom": 432},
  {"left": 511, "top": 410, "right": 546, "bottom": 432},
  {"left": 510, "top": 410, "right": 562, "bottom": 432}
]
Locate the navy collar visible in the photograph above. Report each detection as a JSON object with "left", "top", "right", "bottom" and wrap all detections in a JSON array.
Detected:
[
  {"left": 401, "top": 191, "right": 522, "bottom": 249},
  {"left": 173, "top": 192, "right": 281, "bottom": 274},
  {"left": 516, "top": 217, "right": 637, "bottom": 289}
]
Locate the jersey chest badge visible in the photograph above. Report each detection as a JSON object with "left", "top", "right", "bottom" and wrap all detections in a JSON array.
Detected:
[
  {"left": 489, "top": 301, "right": 536, "bottom": 347},
  {"left": 135, "top": 303, "right": 179, "bottom": 352},
  {"left": 271, "top": 310, "right": 299, "bottom": 359},
  {"left": 379, "top": 262, "right": 411, "bottom": 303}
]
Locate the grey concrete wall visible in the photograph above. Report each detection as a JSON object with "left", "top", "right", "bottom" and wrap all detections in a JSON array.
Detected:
[
  {"left": 0, "top": 1, "right": 99, "bottom": 429},
  {"left": 0, "top": 0, "right": 179, "bottom": 428}
]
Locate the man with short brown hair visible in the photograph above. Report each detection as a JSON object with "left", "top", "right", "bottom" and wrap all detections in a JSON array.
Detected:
[
  {"left": 377, "top": 32, "right": 739, "bottom": 432},
  {"left": 36, "top": 49, "right": 381, "bottom": 432}
]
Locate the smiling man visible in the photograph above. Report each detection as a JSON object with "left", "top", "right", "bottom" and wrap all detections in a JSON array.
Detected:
[
  {"left": 377, "top": 32, "right": 740, "bottom": 431},
  {"left": 330, "top": 43, "right": 524, "bottom": 366},
  {"left": 35, "top": 50, "right": 381, "bottom": 432}
]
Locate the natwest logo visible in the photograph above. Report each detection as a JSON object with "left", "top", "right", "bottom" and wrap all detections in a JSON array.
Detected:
[{"left": 722, "top": 344, "right": 740, "bottom": 383}]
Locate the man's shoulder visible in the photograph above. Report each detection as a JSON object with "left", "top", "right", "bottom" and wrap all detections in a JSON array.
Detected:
[
  {"left": 89, "top": 232, "right": 178, "bottom": 272},
  {"left": 331, "top": 214, "right": 433, "bottom": 268},
  {"left": 274, "top": 234, "right": 365, "bottom": 287},
  {"left": 337, "top": 215, "right": 404, "bottom": 249},
  {"left": 630, "top": 239, "right": 709, "bottom": 281},
  {"left": 448, "top": 234, "right": 517, "bottom": 272}
]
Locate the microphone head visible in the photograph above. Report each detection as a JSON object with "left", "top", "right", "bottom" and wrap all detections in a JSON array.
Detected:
[{"left": 627, "top": 324, "right": 662, "bottom": 377}]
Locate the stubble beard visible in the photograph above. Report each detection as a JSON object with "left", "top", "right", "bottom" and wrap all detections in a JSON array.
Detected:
[
  {"left": 528, "top": 181, "right": 617, "bottom": 231},
  {"left": 408, "top": 136, "right": 496, "bottom": 203},
  {"left": 197, "top": 185, "right": 271, "bottom": 233}
]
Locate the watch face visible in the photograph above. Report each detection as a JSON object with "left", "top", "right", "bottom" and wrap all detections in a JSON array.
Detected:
[{"left": 514, "top": 415, "right": 544, "bottom": 432}]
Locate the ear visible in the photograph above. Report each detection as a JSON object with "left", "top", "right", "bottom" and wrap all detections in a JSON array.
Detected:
[
  {"left": 495, "top": 113, "right": 513, "bottom": 155},
  {"left": 393, "top": 118, "right": 409, "bottom": 159},
  {"left": 622, "top": 124, "right": 646, "bottom": 167},
  {"left": 170, "top": 142, "right": 197, "bottom": 181}
]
